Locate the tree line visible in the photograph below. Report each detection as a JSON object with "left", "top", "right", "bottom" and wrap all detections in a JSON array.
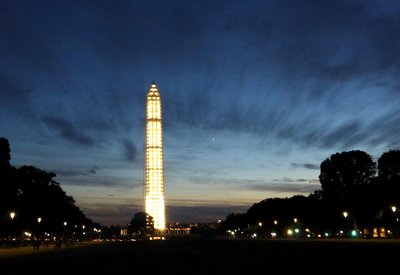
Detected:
[
  {"left": 221, "top": 150, "right": 400, "bottom": 238},
  {"left": 0, "top": 137, "right": 94, "bottom": 245}
]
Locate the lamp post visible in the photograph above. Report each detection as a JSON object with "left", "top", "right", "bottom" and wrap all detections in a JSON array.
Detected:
[
  {"left": 391, "top": 205, "right": 397, "bottom": 238},
  {"left": 342, "top": 211, "right": 350, "bottom": 237},
  {"left": 342, "top": 210, "right": 358, "bottom": 237},
  {"left": 9, "top": 211, "right": 16, "bottom": 244}
]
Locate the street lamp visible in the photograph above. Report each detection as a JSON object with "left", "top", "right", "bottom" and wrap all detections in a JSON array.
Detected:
[
  {"left": 9, "top": 211, "right": 16, "bottom": 243},
  {"left": 342, "top": 211, "right": 348, "bottom": 218},
  {"left": 37, "top": 217, "right": 42, "bottom": 223},
  {"left": 391, "top": 206, "right": 398, "bottom": 238}
]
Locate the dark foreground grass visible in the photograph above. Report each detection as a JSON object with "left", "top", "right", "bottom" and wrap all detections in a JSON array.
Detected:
[{"left": 1, "top": 238, "right": 399, "bottom": 274}]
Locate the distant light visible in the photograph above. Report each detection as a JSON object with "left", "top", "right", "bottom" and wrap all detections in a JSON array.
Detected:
[
  {"left": 307, "top": 234, "right": 311, "bottom": 238},
  {"left": 342, "top": 211, "right": 348, "bottom": 218},
  {"left": 351, "top": 230, "right": 357, "bottom": 237},
  {"left": 271, "top": 232, "right": 277, "bottom": 237},
  {"left": 293, "top": 218, "right": 297, "bottom": 223},
  {"left": 273, "top": 220, "right": 278, "bottom": 225},
  {"left": 37, "top": 217, "right": 42, "bottom": 223},
  {"left": 287, "top": 229, "right": 293, "bottom": 236},
  {"left": 258, "top": 222, "right": 263, "bottom": 227},
  {"left": 324, "top": 232, "right": 329, "bottom": 237},
  {"left": 64, "top": 221, "right": 67, "bottom": 226},
  {"left": 392, "top": 206, "right": 397, "bottom": 213},
  {"left": 10, "top": 211, "right": 15, "bottom": 220},
  {"left": 295, "top": 228, "right": 300, "bottom": 233}
]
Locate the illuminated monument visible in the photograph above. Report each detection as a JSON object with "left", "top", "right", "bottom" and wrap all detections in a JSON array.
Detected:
[{"left": 145, "top": 82, "right": 166, "bottom": 231}]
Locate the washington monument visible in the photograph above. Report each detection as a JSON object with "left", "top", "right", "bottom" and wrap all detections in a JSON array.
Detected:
[{"left": 144, "top": 82, "right": 166, "bottom": 231}]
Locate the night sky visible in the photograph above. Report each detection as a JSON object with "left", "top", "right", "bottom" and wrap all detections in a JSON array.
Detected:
[{"left": 1, "top": 0, "right": 400, "bottom": 226}]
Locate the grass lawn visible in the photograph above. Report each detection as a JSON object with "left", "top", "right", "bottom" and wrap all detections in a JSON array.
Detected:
[{"left": 0, "top": 238, "right": 399, "bottom": 274}]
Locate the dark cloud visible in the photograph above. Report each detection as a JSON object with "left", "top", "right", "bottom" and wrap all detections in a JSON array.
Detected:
[
  {"left": 3, "top": 0, "right": 400, "bottom": 224},
  {"left": 291, "top": 163, "right": 320, "bottom": 170},
  {"left": 265, "top": 0, "right": 400, "bottom": 82},
  {"left": 0, "top": 75, "right": 34, "bottom": 116},
  {"left": 123, "top": 139, "right": 137, "bottom": 162},
  {"left": 158, "top": 0, "right": 400, "bottom": 154},
  {"left": 248, "top": 182, "right": 320, "bottom": 194},
  {"left": 41, "top": 115, "right": 94, "bottom": 146},
  {"left": 61, "top": 177, "right": 141, "bottom": 189},
  {"left": 89, "top": 165, "right": 98, "bottom": 174},
  {"left": 0, "top": 74, "right": 26, "bottom": 97},
  {"left": 53, "top": 169, "right": 91, "bottom": 177}
]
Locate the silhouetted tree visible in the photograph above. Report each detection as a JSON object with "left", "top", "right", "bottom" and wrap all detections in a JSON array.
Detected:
[
  {"left": 319, "top": 150, "right": 376, "bottom": 205},
  {"left": 378, "top": 150, "right": 400, "bottom": 180},
  {"left": 0, "top": 137, "right": 93, "bottom": 242},
  {"left": 0, "top": 138, "right": 17, "bottom": 237},
  {"left": 0, "top": 137, "right": 11, "bottom": 166},
  {"left": 129, "top": 212, "right": 154, "bottom": 238},
  {"left": 15, "top": 165, "right": 90, "bottom": 236},
  {"left": 372, "top": 150, "right": 400, "bottom": 229}
]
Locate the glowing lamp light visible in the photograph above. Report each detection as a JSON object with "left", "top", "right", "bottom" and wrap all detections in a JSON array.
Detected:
[{"left": 10, "top": 212, "right": 15, "bottom": 220}]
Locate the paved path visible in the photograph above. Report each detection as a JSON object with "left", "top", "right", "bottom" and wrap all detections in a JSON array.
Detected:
[{"left": 0, "top": 242, "right": 91, "bottom": 258}]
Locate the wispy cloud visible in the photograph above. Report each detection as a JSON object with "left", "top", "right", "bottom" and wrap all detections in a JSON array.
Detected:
[
  {"left": 41, "top": 115, "right": 94, "bottom": 146},
  {"left": 291, "top": 163, "right": 320, "bottom": 170},
  {"left": 248, "top": 182, "right": 320, "bottom": 194},
  {"left": 123, "top": 138, "right": 137, "bottom": 162},
  {"left": 3, "top": 0, "right": 400, "bottom": 226}
]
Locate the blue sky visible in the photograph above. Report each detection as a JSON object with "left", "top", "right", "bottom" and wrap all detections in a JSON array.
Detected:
[{"left": 1, "top": 0, "right": 400, "bottom": 225}]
